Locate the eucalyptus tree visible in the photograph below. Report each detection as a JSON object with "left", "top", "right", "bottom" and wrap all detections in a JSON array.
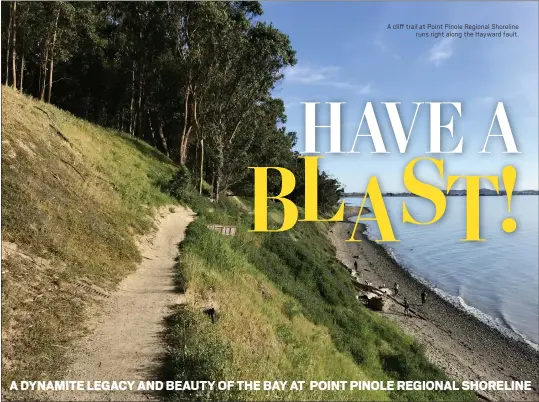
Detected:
[
  {"left": 222, "top": 97, "right": 293, "bottom": 196},
  {"left": 204, "top": 18, "right": 296, "bottom": 201},
  {"left": 1, "top": 1, "right": 343, "bottom": 210}
]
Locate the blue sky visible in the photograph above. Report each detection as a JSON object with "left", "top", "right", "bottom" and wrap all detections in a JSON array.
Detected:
[{"left": 261, "top": 2, "right": 538, "bottom": 192}]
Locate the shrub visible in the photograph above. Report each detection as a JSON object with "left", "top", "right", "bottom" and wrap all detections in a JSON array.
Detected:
[
  {"left": 167, "top": 166, "right": 195, "bottom": 203},
  {"left": 164, "top": 305, "right": 235, "bottom": 401},
  {"left": 174, "top": 258, "right": 190, "bottom": 293},
  {"left": 282, "top": 300, "right": 301, "bottom": 320}
]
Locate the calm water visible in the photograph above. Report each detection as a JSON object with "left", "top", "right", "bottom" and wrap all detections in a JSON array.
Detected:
[{"left": 344, "top": 195, "right": 539, "bottom": 348}]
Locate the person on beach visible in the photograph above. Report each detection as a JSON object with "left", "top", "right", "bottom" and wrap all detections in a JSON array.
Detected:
[
  {"left": 353, "top": 260, "right": 358, "bottom": 272},
  {"left": 403, "top": 298, "right": 410, "bottom": 317},
  {"left": 394, "top": 282, "right": 399, "bottom": 296},
  {"left": 421, "top": 291, "right": 427, "bottom": 305}
]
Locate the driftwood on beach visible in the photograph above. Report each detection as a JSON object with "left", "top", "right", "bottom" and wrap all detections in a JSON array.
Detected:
[
  {"left": 352, "top": 278, "right": 428, "bottom": 318},
  {"left": 352, "top": 280, "right": 392, "bottom": 311},
  {"left": 330, "top": 218, "right": 539, "bottom": 402}
]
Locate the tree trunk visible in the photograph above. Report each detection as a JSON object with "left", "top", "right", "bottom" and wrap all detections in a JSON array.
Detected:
[
  {"left": 214, "top": 166, "right": 221, "bottom": 202},
  {"left": 179, "top": 85, "right": 191, "bottom": 165},
  {"left": 199, "top": 138, "right": 204, "bottom": 195},
  {"left": 136, "top": 68, "right": 143, "bottom": 138},
  {"left": 147, "top": 110, "right": 155, "bottom": 144},
  {"left": 47, "top": 55, "right": 55, "bottom": 103},
  {"left": 47, "top": 9, "right": 60, "bottom": 103},
  {"left": 192, "top": 97, "right": 202, "bottom": 192},
  {"left": 211, "top": 167, "right": 216, "bottom": 199},
  {"left": 11, "top": 1, "right": 17, "bottom": 90},
  {"left": 5, "top": 2, "right": 12, "bottom": 86},
  {"left": 120, "top": 108, "right": 124, "bottom": 132},
  {"left": 194, "top": 137, "right": 198, "bottom": 176},
  {"left": 40, "top": 43, "right": 49, "bottom": 101},
  {"left": 19, "top": 49, "right": 24, "bottom": 91},
  {"left": 38, "top": 65, "right": 41, "bottom": 95},
  {"left": 213, "top": 141, "right": 224, "bottom": 202},
  {"left": 180, "top": 126, "right": 192, "bottom": 165},
  {"left": 129, "top": 61, "right": 135, "bottom": 135},
  {"left": 158, "top": 122, "right": 169, "bottom": 157}
]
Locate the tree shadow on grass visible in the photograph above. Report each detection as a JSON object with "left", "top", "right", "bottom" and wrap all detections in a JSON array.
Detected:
[{"left": 117, "top": 134, "right": 174, "bottom": 165}]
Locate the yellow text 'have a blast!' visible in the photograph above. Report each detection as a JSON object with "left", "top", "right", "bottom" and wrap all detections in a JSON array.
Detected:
[{"left": 249, "top": 156, "right": 518, "bottom": 242}]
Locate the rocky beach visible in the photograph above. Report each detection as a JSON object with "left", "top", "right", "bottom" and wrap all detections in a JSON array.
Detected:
[{"left": 329, "top": 206, "right": 539, "bottom": 401}]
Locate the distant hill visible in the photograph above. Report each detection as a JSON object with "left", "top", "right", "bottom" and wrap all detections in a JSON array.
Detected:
[{"left": 343, "top": 189, "right": 539, "bottom": 197}]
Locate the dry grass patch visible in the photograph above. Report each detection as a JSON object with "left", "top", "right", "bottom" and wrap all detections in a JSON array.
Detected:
[{"left": 1, "top": 87, "right": 176, "bottom": 388}]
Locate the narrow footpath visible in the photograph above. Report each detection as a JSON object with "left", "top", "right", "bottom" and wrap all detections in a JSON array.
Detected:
[{"left": 48, "top": 205, "right": 195, "bottom": 401}]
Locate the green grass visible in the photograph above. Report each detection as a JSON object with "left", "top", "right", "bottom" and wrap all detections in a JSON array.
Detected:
[
  {"left": 2, "top": 86, "right": 475, "bottom": 401},
  {"left": 165, "top": 193, "right": 476, "bottom": 401},
  {"left": 1, "top": 87, "right": 176, "bottom": 387}
]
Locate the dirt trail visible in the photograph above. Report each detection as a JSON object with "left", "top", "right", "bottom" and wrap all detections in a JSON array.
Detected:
[{"left": 48, "top": 206, "right": 195, "bottom": 401}]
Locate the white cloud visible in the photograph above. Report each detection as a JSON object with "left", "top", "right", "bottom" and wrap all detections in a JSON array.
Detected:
[
  {"left": 480, "top": 96, "right": 496, "bottom": 103},
  {"left": 373, "top": 40, "right": 387, "bottom": 52},
  {"left": 517, "top": 72, "right": 538, "bottom": 117},
  {"left": 283, "top": 96, "right": 301, "bottom": 109},
  {"left": 358, "top": 82, "right": 372, "bottom": 95},
  {"left": 325, "top": 81, "right": 372, "bottom": 94},
  {"left": 428, "top": 38, "right": 454, "bottom": 67},
  {"left": 373, "top": 40, "right": 401, "bottom": 61},
  {"left": 472, "top": 96, "right": 496, "bottom": 104},
  {"left": 284, "top": 64, "right": 373, "bottom": 94},
  {"left": 474, "top": 72, "right": 537, "bottom": 117},
  {"left": 284, "top": 65, "right": 340, "bottom": 84}
]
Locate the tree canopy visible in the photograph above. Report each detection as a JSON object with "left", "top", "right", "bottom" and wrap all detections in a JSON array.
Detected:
[{"left": 2, "top": 1, "right": 344, "bottom": 210}]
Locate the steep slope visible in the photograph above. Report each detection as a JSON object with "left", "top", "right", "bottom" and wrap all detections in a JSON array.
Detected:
[
  {"left": 162, "top": 201, "right": 475, "bottom": 400},
  {"left": 1, "top": 87, "right": 474, "bottom": 401},
  {"left": 1, "top": 87, "right": 177, "bottom": 388},
  {"left": 50, "top": 206, "right": 194, "bottom": 401}
]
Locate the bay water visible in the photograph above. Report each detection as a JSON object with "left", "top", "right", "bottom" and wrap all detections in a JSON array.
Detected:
[{"left": 344, "top": 195, "right": 539, "bottom": 348}]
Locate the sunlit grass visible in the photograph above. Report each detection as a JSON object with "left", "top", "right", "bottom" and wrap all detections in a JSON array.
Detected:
[
  {"left": 1, "top": 86, "right": 175, "bottom": 387},
  {"left": 165, "top": 197, "right": 475, "bottom": 401},
  {"left": 2, "top": 86, "right": 475, "bottom": 401}
]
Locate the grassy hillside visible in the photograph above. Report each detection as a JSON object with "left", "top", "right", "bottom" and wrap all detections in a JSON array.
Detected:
[
  {"left": 1, "top": 87, "right": 176, "bottom": 385},
  {"left": 162, "top": 193, "right": 474, "bottom": 401},
  {"left": 1, "top": 87, "right": 474, "bottom": 400}
]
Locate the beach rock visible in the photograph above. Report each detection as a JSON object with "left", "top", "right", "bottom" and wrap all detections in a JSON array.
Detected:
[
  {"left": 367, "top": 296, "right": 391, "bottom": 312},
  {"left": 379, "top": 287, "right": 391, "bottom": 295},
  {"left": 356, "top": 288, "right": 392, "bottom": 311}
]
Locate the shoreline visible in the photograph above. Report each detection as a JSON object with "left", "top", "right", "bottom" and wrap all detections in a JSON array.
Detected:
[
  {"left": 362, "top": 225, "right": 539, "bottom": 351},
  {"left": 343, "top": 205, "right": 370, "bottom": 220},
  {"left": 329, "top": 219, "right": 539, "bottom": 402}
]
